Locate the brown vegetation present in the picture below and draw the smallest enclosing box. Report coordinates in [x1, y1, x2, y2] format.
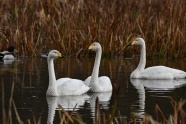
[0, 0, 186, 57]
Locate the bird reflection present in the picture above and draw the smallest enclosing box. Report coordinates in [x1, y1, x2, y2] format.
[130, 78, 186, 121]
[88, 92, 112, 119]
[140, 79, 186, 90]
[130, 79, 145, 120]
[46, 94, 89, 124]
[3, 59, 14, 65]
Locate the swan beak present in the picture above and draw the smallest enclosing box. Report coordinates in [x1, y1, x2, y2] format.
[131, 40, 136, 45]
[57, 52, 62, 57]
[126, 40, 136, 48]
[88, 45, 93, 50]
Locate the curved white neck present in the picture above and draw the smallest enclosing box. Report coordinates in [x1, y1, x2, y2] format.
[136, 43, 146, 72]
[47, 57, 58, 96]
[90, 49, 102, 85]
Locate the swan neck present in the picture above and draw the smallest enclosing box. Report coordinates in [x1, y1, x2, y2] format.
[47, 57, 58, 95]
[137, 43, 146, 72]
[91, 49, 102, 83]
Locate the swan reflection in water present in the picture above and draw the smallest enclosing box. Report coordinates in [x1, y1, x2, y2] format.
[46, 92, 112, 124]
[46, 94, 90, 124]
[130, 78, 186, 121]
[88, 92, 112, 117]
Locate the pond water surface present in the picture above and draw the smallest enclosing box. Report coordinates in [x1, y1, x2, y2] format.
[0, 57, 186, 123]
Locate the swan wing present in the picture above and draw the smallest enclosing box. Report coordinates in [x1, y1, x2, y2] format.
[98, 76, 112, 91]
[84, 76, 91, 86]
[56, 78, 71, 86]
[57, 79, 89, 95]
[141, 66, 186, 79]
[85, 76, 112, 92]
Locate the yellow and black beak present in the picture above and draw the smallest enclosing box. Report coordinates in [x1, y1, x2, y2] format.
[57, 52, 62, 57]
[88, 44, 93, 50]
[131, 40, 136, 45]
[58, 52, 67, 58]
[126, 40, 136, 48]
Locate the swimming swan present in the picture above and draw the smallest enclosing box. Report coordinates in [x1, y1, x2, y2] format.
[47, 50, 89, 96]
[127, 38, 186, 79]
[84, 42, 112, 92]
[0, 46, 16, 60]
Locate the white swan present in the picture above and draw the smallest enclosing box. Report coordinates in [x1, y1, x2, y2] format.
[47, 50, 89, 96]
[128, 38, 186, 79]
[0, 46, 16, 60]
[84, 42, 112, 92]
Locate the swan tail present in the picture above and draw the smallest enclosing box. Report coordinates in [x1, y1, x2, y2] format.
[174, 72, 186, 79]
[84, 76, 91, 86]
[76, 85, 90, 95]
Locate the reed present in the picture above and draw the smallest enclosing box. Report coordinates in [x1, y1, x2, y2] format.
[0, 0, 186, 58]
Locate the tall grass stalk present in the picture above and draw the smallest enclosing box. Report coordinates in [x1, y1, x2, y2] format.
[0, 0, 186, 58]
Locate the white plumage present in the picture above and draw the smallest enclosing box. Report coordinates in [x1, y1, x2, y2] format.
[47, 50, 89, 96]
[84, 42, 112, 92]
[128, 38, 186, 79]
[139, 66, 186, 79]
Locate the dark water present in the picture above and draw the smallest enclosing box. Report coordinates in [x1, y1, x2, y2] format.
[0, 57, 186, 123]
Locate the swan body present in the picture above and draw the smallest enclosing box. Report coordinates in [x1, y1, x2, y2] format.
[136, 66, 186, 79]
[128, 38, 186, 79]
[0, 46, 16, 60]
[85, 76, 112, 92]
[84, 42, 112, 92]
[47, 50, 89, 96]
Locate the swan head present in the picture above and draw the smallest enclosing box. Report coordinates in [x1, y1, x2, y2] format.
[48, 50, 62, 59]
[127, 38, 145, 48]
[88, 42, 102, 52]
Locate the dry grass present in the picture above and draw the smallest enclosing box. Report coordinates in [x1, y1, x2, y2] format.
[0, 0, 186, 58]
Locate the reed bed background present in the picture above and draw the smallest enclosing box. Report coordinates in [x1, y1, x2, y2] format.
[0, 0, 186, 58]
